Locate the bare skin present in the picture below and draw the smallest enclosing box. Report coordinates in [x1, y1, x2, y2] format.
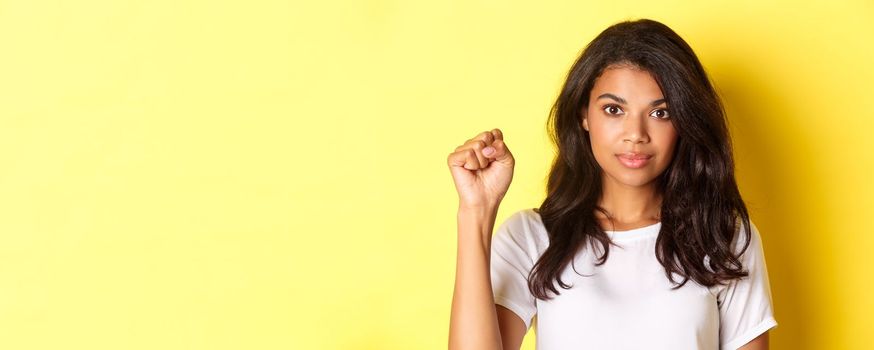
[582, 64, 677, 231]
[447, 64, 769, 349]
[447, 128, 519, 350]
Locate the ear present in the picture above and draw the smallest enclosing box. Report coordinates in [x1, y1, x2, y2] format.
[580, 107, 589, 132]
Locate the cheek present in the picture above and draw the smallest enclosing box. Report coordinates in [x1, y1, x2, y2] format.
[587, 128, 617, 167]
[654, 127, 679, 162]
[588, 118, 621, 141]
[587, 125, 612, 153]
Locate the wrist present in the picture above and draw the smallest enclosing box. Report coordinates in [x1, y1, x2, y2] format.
[457, 203, 500, 241]
[457, 202, 499, 217]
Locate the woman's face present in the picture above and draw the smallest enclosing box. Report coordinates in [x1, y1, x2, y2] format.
[582, 64, 678, 188]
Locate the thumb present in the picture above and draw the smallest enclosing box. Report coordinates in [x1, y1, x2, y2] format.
[485, 139, 513, 165]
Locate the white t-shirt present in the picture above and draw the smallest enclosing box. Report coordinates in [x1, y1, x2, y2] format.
[490, 208, 777, 350]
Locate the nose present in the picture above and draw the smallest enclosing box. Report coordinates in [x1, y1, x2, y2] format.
[623, 114, 649, 144]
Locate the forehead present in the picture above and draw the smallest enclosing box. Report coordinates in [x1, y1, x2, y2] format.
[591, 65, 664, 100]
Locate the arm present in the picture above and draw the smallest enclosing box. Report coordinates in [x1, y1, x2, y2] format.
[737, 331, 769, 350]
[496, 305, 527, 350]
[447, 128, 521, 349]
[448, 205, 504, 350]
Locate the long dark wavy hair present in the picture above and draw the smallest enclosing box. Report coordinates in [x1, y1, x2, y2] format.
[529, 18, 752, 300]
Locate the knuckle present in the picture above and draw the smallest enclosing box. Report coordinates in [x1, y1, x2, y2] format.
[448, 151, 459, 161]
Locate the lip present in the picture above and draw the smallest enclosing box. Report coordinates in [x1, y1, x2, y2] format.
[616, 153, 652, 169]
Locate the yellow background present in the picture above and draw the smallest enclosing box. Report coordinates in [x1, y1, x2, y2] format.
[1, 0, 871, 349]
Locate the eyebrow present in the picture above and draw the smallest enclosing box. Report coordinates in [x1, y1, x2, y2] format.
[597, 93, 666, 107]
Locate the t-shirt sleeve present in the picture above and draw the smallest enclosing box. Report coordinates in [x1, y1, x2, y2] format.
[490, 210, 539, 330]
[717, 220, 778, 350]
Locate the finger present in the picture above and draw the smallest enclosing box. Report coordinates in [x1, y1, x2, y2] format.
[481, 140, 499, 160]
[459, 149, 482, 170]
[455, 132, 488, 151]
[454, 139, 490, 168]
[462, 131, 494, 148]
[487, 139, 513, 164]
[454, 130, 499, 168]
[447, 149, 476, 170]
[448, 148, 484, 171]
[476, 130, 495, 144]
[464, 128, 501, 145]
[468, 140, 489, 168]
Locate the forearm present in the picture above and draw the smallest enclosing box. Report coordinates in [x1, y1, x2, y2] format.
[448, 205, 503, 350]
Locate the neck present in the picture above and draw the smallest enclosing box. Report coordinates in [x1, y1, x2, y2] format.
[597, 175, 662, 224]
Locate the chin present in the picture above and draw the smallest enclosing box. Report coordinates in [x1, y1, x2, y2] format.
[609, 170, 659, 188]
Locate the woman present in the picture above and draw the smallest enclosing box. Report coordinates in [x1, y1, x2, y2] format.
[447, 19, 777, 350]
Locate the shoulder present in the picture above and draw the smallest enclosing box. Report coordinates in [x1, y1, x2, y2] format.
[496, 208, 546, 237]
[493, 208, 550, 255]
[731, 218, 764, 257]
[500, 207, 542, 227]
[709, 218, 773, 297]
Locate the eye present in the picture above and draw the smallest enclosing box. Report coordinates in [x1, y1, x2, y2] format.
[650, 108, 670, 119]
[603, 104, 624, 116]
